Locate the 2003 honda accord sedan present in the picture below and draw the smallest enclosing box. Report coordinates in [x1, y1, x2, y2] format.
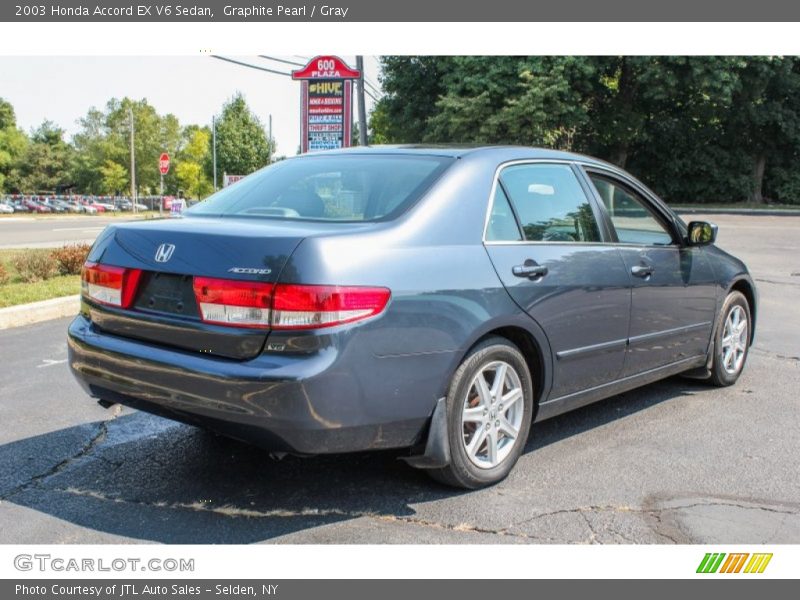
[68, 146, 757, 488]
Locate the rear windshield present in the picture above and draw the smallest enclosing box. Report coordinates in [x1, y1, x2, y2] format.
[187, 154, 454, 222]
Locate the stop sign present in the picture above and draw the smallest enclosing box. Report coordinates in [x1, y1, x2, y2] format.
[159, 153, 170, 175]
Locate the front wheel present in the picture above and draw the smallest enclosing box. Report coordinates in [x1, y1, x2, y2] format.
[708, 291, 751, 386]
[428, 336, 533, 489]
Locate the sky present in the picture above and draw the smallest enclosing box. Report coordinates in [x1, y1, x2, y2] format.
[0, 55, 381, 157]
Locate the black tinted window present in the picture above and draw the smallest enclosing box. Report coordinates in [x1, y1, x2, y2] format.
[188, 155, 453, 222]
[499, 164, 600, 242]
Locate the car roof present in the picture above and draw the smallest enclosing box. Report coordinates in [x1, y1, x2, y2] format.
[297, 144, 614, 168]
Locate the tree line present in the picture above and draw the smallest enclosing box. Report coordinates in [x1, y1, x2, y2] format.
[0, 93, 272, 198]
[370, 56, 800, 204]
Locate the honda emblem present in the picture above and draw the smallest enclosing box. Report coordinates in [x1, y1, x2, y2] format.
[154, 243, 176, 263]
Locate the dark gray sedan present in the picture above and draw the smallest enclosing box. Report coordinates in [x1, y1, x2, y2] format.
[68, 146, 756, 488]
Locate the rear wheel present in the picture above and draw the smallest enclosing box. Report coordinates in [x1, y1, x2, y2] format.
[708, 291, 751, 386]
[428, 336, 533, 489]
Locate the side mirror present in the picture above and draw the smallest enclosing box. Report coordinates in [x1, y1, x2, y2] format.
[687, 221, 718, 246]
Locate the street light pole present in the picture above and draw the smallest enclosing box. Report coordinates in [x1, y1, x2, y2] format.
[129, 107, 136, 214]
[355, 56, 368, 147]
[212, 115, 218, 191]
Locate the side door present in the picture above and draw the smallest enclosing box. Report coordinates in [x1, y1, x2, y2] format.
[483, 161, 631, 400]
[583, 169, 717, 376]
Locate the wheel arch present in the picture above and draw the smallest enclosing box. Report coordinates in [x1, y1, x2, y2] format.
[728, 277, 757, 345]
[447, 316, 553, 419]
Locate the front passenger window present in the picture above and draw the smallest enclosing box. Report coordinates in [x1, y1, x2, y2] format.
[589, 175, 674, 246]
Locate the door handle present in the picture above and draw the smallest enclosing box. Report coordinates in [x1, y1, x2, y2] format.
[631, 264, 654, 278]
[513, 262, 548, 279]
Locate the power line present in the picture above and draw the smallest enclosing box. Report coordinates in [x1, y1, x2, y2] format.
[364, 82, 383, 98]
[211, 55, 292, 77]
[364, 77, 381, 93]
[258, 55, 305, 68]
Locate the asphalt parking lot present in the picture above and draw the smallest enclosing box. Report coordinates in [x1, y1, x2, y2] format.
[0, 213, 798, 544]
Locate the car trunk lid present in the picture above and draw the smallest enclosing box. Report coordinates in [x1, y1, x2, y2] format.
[83, 216, 368, 359]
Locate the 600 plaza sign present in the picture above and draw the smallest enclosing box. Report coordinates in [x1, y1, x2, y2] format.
[292, 56, 360, 153]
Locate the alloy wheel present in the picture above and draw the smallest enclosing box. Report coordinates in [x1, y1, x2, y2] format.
[461, 360, 525, 469]
[721, 305, 748, 375]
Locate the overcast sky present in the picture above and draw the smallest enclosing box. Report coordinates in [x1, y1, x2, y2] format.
[0, 55, 381, 157]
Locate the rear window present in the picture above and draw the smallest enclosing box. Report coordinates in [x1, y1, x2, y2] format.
[187, 155, 454, 222]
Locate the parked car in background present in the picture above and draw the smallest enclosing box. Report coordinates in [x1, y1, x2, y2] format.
[43, 199, 68, 213]
[115, 199, 133, 211]
[23, 199, 51, 213]
[69, 147, 758, 489]
[8, 200, 30, 213]
[0, 201, 14, 214]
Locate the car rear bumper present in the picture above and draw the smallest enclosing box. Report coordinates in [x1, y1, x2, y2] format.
[67, 314, 431, 454]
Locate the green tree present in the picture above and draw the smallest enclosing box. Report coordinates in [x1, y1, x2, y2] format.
[372, 56, 455, 143]
[176, 125, 213, 199]
[0, 98, 28, 193]
[99, 160, 128, 194]
[723, 57, 800, 203]
[9, 121, 72, 193]
[208, 93, 271, 183]
[71, 98, 182, 196]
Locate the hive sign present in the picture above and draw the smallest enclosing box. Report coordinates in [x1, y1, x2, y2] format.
[292, 56, 361, 153]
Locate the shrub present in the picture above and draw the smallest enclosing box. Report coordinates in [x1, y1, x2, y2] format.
[12, 252, 58, 283]
[0, 263, 9, 286]
[51, 243, 92, 276]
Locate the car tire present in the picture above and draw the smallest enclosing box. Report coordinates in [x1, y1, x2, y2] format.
[708, 291, 751, 387]
[428, 336, 534, 489]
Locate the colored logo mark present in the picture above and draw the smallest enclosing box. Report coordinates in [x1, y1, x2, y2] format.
[697, 552, 773, 574]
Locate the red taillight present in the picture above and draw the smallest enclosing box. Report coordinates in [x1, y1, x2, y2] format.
[271, 284, 391, 330]
[193, 277, 274, 328]
[81, 262, 142, 308]
[190, 278, 391, 330]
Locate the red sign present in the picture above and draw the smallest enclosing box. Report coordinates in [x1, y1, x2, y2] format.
[159, 153, 170, 175]
[291, 56, 361, 81]
[292, 56, 360, 154]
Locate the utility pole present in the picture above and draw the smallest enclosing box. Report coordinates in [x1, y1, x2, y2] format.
[129, 107, 136, 214]
[355, 55, 368, 147]
[212, 115, 218, 191]
[268, 113, 273, 163]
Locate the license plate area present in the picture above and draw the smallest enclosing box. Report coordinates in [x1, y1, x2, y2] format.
[133, 272, 200, 318]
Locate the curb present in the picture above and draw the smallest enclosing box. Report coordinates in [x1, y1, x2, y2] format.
[676, 208, 800, 216]
[0, 295, 79, 330]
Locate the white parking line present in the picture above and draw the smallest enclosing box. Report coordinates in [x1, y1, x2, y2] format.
[51, 227, 105, 232]
[37, 359, 68, 368]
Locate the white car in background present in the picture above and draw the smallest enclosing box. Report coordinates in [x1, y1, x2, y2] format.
[0, 202, 15, 214]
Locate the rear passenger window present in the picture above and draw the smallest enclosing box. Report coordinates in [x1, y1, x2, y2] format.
[589, 175, 674, 246]
[498, 164, 601, 242]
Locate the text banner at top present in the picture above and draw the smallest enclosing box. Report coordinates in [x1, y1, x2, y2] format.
[4, 0, 800, 22]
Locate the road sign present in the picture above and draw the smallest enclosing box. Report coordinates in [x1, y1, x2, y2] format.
[159, 153, 170, 175]
[292, 56, 360, 154]
[223, 174, 245, 187]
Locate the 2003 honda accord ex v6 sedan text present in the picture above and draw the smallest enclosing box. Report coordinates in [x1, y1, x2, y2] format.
[68, 146, 757, 488]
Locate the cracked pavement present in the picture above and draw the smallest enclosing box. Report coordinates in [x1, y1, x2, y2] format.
[0, 213, 798, 544]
